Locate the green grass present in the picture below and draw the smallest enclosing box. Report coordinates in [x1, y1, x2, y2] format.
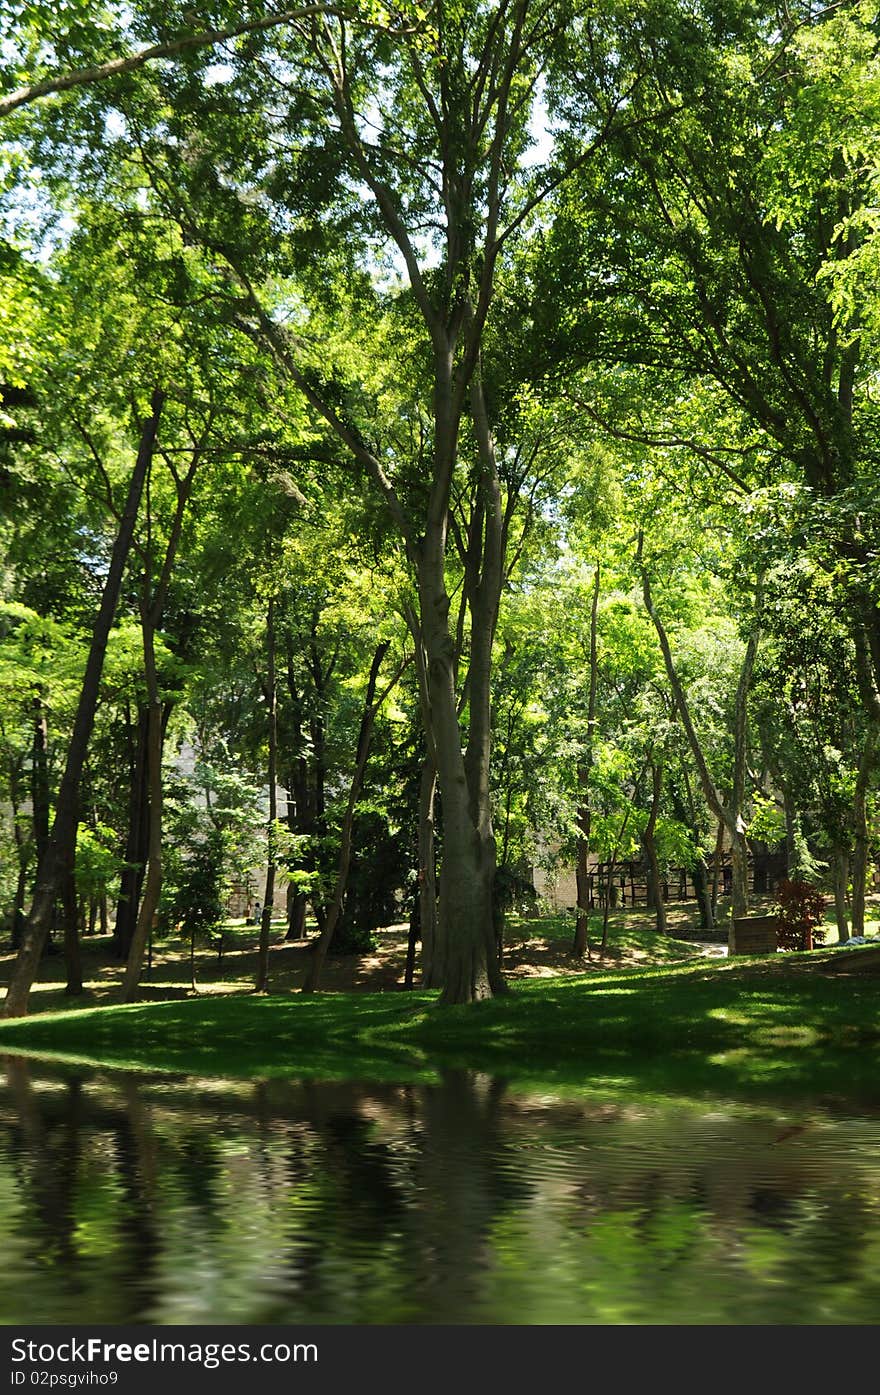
[0, 947, 878, 1103]
[505, 909, 712, 960]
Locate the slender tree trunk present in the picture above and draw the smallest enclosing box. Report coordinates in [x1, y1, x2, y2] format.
[600, 860, 616, 953]
[833, 848, 850, 944]
[404, 897, 419, 990]
[11, 862, 27, 948]
[670, 766, 714, 930]
[783, 786, 797, 876]
[121, 617, 164, 1002]
[3, 389, 164, 1018]
[302, 642, 391, 993]
[729, 617, 756, 920]
[851, 725, 877, 937]
[644, 761, 667, 935]
[693, 857, 714, 931]
[641, 551, 757, 925]
[711, 818, 724, 915]
[406, 614, 443, 988]
[8, 766, 28, 948]
[114, 705, 150, 957]
[730, 826, 749, 922]
[61, 872, 83, 996]
[256, 595, 278, 993]
[285, 884, 307, 941]
[418, 757, 441, 987]
[282, 733, 310, 943]
[574, 839, 592, 957]
[574, 564, 600, 958]
[119, 419, 203, 1001]
[30, 695, 50, 872]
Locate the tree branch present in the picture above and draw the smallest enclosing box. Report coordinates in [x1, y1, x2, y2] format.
[0, 5, 420, 118]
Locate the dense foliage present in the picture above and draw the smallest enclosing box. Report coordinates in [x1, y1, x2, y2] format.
[1, 0, 878, 1011]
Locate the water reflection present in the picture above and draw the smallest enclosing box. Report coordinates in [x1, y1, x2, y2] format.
[2, 1056, 880, 1324]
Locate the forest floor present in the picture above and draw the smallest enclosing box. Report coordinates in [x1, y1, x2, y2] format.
[0, 897, 876, 1018]
[0, 900, 728, 1015]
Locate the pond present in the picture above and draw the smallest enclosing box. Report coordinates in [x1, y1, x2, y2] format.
[1, 1056, 879, 1324]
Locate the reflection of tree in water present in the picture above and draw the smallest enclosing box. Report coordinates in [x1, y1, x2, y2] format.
[1, 1060, 880, 1323]
[404, 1071, 531, 1320]
[277, 1071, 530, 1322]
[1, 1060, 148, 1321]
[112, 1077, 161, 1315]
[4, 1058, 83, 1283]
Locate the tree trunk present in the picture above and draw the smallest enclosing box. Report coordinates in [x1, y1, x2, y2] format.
[404, 897, 419, 990]
[11, 862, 27, 949]
[418, 757, 441, 987]
[30, 695, 50, 871]
[61, 872, 83, 996]
[256, 594, 278, 993]
[711, 819, 724, 915]
[644, 761, 667, 934]
[670, 766, 714, 931]
[693, 857, 714, 931]
[641, 553, 757, 926]
[783, 786, 797, 877]
[436, 829, 495, 1000]
[119, 418, 203, 1001]
[851, 725, 877, 937]
[833, 848, 850, 944]
[574, 838, 591, 957]
[121, 616, 164, 1002]
[421, 594, 498, 1003]
[573, 563, 600, 958]
[8, 765, 28, 949]
[417, 366, 505, 1005]
[114, 704, 150, 957]
[281, 693, 312, 944]
[302, 641, 391, 993]
[3, 389, 165, 1018]
[285, 884, 307, 941]
[730, 825, 749, 921]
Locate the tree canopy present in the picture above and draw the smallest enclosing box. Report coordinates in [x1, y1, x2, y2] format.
[1, 0, 879, 1012]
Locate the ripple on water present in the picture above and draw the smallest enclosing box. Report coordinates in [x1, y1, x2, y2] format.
[0, 1059, 879, 1324]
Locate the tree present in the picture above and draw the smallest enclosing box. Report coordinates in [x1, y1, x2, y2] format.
[542, 0, 880, 711]
[0, 3, 408, 118]
[122, 0, 676, 1000]
[641, 551, 760, 921]
[3, 390, 165, 1017]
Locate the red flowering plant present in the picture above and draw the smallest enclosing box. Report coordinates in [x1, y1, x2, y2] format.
[774, 879, 827, 951]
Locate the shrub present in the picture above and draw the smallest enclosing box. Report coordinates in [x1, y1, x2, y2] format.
[331, 809, 409, 955]
[774, 879, 826, 951]
[161, 828, 225, 941]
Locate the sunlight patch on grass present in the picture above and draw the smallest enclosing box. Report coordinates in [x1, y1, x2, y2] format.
[706, 1008, 754, 1026]
[751, 1026, 821, 1047]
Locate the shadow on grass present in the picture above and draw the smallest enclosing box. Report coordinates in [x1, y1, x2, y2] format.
[0, 955, 877, 1105]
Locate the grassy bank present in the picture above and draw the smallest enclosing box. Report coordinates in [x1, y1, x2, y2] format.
[0, 948, 878, 1102]
[0, 908, 713, 1014]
